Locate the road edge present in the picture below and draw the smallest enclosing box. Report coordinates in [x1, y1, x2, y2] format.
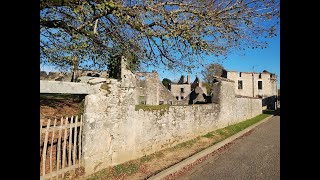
[148, 115, 274, 180]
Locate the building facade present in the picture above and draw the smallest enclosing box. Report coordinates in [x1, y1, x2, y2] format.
[226, 70, 277, 98]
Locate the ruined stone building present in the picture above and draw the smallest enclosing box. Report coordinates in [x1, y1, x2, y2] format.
[134, 71, 211, 106]
[170, 75, 192, 101]
[223, 70, 278, 109]
[170, 75, 208, 101]
[135, 71, 178, 105]
[225, 70, 277, 98]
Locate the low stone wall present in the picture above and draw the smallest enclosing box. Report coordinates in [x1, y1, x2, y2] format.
[235, 97, 262, 122]
[81, 76, 263, 175]
[40, 79, 106, 94]
[111, 103, 220, 165]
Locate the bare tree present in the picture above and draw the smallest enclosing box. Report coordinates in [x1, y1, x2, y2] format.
[40, 0, 280, 72]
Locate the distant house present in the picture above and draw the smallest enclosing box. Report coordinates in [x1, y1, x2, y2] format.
[224, 70, 278, 109]
[170, 75, 208, 104]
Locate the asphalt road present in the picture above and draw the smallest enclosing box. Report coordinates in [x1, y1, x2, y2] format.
[177, 115, 280, 180]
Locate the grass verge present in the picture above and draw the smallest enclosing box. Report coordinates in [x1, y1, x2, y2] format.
[86, 112, 272, 180]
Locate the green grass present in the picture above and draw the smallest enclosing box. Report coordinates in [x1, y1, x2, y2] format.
[202, 132, 215, 138]
[219, 114, 270, 137]
[113, 163, 139, 176]
[135, 104, 169, 111]
[140, 155, 152, 163]
[171, 137, 200, 150]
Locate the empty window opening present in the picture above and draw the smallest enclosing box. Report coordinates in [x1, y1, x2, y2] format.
[239, 72, 242, 77]
[238, 80, 243, 89]
[176, 96, 179, 100]
[181, 88, 184, 93]
[181, 96, 184, 99]
[259, 73, 262, 79]
[139, 96, 145, 105]
[258, 81, 262, 90]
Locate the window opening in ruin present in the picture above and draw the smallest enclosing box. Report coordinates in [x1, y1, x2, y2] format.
[238, 80, 243, 89]
[176, 96, 179, 100]
[259, 73, 262, 79]
[258, 81, 263, 90]
[181, 88, 184, 93]
[181, 96, 184, 99]
[239, 72, 242, 77]
[139, 96, 145, 104]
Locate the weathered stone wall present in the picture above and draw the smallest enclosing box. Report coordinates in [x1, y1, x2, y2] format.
[40, 70, 108, 82]
[135, 72, 159, 105]
[111, 103, 220, 165]
[82, 78, 137, 174]
[81, 72, 262, 175]
[235, 97, 262, 122]
[40, 80, 100, 94]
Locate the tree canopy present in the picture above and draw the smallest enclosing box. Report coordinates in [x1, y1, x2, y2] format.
[40, 0, 279, 72]
[201, 63, 226, 83]
[162, 78, 172, 89]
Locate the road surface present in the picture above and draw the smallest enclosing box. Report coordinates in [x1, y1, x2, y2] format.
[177, 115, 280, 180]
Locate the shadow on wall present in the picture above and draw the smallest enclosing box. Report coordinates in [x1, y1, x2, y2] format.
[262, 95, 278, 110]
[188, 91, 212, 104]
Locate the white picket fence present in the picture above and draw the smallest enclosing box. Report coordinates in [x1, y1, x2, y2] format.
[40, 115, 83, 179]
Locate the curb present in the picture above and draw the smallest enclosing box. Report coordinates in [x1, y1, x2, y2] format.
[148, 115, 274, 180]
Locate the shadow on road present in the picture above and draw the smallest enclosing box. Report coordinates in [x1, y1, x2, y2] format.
[263, 109, 280, 116]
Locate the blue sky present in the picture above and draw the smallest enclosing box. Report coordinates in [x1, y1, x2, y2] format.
[155, 33, 280, 88]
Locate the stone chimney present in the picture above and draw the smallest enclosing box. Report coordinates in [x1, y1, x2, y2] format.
[187, 75, 191, 84]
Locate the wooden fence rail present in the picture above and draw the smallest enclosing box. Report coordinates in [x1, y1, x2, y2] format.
[40, 115, 83, 180]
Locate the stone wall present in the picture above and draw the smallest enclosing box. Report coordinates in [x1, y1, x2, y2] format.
[40, 70, 108, 82]
[111, 103, 220, 165]
[40, 80, 100, 94]
[235, 96, 262, 122]
[135, 72, 159, 105]
[81, 70, 262, 175]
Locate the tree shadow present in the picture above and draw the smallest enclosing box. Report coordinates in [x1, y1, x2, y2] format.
[263, 109, 280, 116]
